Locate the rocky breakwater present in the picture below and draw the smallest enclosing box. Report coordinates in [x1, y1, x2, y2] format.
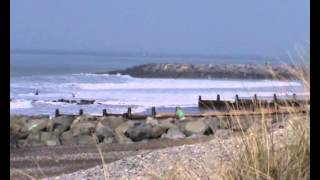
[105, 63, 306, 79]
[10, 113, 287, 148]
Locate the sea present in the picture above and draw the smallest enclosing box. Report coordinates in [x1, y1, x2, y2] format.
[10, 52, 308, 116]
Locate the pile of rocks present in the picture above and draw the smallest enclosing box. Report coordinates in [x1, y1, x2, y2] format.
[10, 114, 256, 148]
[106, 63, 304, 79]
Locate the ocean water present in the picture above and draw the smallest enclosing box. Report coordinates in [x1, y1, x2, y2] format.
[10, 53, 307, 116]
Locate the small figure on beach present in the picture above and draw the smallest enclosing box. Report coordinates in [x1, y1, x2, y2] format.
[175, 107, 185, 120]
[35, 89, 39, 95]
[71, 93, 76, 98]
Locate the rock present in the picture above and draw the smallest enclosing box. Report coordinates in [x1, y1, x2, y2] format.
[187, 134, 207, 139]
[95, 122, 115, 143]
[75, 115, 98, 122]
[10, 116, 30, 139]
[161, 128, 185, 139]
[125, 123, 166, 141]
[26, 118, 49, 133]
[184, 120, 211, 136]
[158, 119, 177, 129]
[10, 134, 18, 148]
[150, 126, 167, 138]
[44, 139, 60, 146]
[77, 135, 98, 145]
[107, 64, 299, 79]
[40, 132, 60, 146]
[61, 131, 77, 145]
[217, 117, 231, 129]
[70, 121, 96, 136]
[25, 132, 42, 147]
[77, 100, 95, 105]
[103, 137, 115, 144]
[215, 129, 231, 139]
[51, 115, 75, 133]
[145, 117, 159, 126]
[125, 124, 152, 141]
[230, 117, 253, 131]
[203, 118, 220, 133]
[114, 122, 133, 144]
[99, 116, 125, 129]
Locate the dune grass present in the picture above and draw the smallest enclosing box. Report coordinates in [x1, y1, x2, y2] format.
[148, 60, 310, 180]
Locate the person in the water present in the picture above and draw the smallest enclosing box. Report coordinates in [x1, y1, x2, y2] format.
[35, 89, 39, 95]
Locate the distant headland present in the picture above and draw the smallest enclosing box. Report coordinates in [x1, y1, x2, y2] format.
[99, 63, 307, 79]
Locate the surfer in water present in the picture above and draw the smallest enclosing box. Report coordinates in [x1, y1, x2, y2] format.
[35, 89, 39, 95]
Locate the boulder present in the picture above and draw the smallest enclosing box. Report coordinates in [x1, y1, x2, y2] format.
[95, 122, 115, 143]
[77, 99, 95, 105]
[51, 115, 75, 133]
[103, 137, 115, 144]
[26, 118, 49, 133]
[114, 122, 133, 144]
[74, 115, 98, 122]
[60, 131, 77, 145]
[184, 120, 211, 136]
[40, 132, 60, 146]
[187, 134, 207, 139]
[217, 117, 231, 129]
[70, 121, 96, 136]
[10, 116, 30, 139]
[214, 129, 231, 139]
[125, 123, 166, 141]
[77, 135, 98, 145]
[10, 134, 18, 148]
[203, 118, 220, 133]
[230, 117, 253, 131]
[25, 132, 42, 147]
[158, 119, 177, 129]
[161, 128, 185, 139]
[99, 116, 126, 129]
[145, 117, 159, 126]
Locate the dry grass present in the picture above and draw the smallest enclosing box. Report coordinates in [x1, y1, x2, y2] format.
[148, 59, 310, 180]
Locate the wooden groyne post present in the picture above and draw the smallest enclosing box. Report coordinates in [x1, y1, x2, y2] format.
[102, 109, 107, 116]
[127, 107, 132, 118]
[235, 94, 240, 109]
[293, 93, 297, 101]
[79, 109, 83, 116]
[217, 94, 220, 101]
[151, 107, 156, 117]
[55, 109, 60, 117]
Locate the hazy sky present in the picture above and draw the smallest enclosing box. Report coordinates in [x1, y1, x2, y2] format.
[10, 0, 309, 57]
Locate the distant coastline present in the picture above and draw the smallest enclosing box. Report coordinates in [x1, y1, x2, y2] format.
[101, 63, 307, 80]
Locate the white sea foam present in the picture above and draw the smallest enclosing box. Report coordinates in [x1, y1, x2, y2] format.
[10, 100, 33, 109]
[76, 79, 302, 90]
[10, 74, 308, 115]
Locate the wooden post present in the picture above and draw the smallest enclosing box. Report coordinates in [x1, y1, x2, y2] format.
[127, 107, 132, 118]
[273, 93, 278, 102]
[217, 94, 220, 101]
[235, 94, 240, 110]
[293, 93, 297, 101]
[102, 109, 107, 116]
[151, 107, 156, 117]
[79, 109, 83, 116]
[253, 94, 257, 102]
[55, 109, 60, 117]
[235, 94, 239, 102]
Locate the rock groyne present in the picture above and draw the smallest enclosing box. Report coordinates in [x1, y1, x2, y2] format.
[105, 63, 306, 79]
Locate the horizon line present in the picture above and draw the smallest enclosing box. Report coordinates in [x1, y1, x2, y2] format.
[10, 48, 281, 60]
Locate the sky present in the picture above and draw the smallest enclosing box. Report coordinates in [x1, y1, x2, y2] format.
[10, 0, 309, 57]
